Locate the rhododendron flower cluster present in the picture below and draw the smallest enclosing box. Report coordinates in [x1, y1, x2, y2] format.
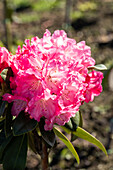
[1, 30, 103, 130]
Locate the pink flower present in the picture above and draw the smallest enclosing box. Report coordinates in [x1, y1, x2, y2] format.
[3, 93, 27, 116]
[0, 47, 10, 83]
[2, 30, 103, 130]
[84, 70, 103, 103]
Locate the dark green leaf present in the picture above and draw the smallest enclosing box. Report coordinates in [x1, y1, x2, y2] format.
[71, 134, 77, 142]
[31, 129, 42, 155]
[71, 111, 83, 142]
[64, 119, 73, 131]
[4, 104, 13, 137]
[79, 111, 83, 127]
[63, 111, 83, 142]
[0, 129, 6, 146]
[3, 134, 28, 170]
[0, 120, 4, 130]
[13, 111, 37, 136]
[71, 133, 77, 142]
[6, 67, 14, 89]
[0, 130, 12, 162]
[53, 127, 80, 164]
[102, 67, 112, 90]
[64, 111, 83, 132]
[39, 118, 55, 147]
[71, 111, 83, 129]
[28, 131, 37, 154]
[0, 68, 8, 81]
[0, 101, 7, 116]
[88, 64, 107, 71]
[73, 127, 107, 155]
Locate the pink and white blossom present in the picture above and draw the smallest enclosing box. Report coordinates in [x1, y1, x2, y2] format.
[2, 30, 103, 130]
[0, 47, 11, 83]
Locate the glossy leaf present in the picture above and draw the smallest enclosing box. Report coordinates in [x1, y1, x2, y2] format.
[53, 127, 80, 164]
[0, 120, 4, 130]
[28, 131, 37, 154]
[13, 111, 37, 136]
[71, 111, 83, 141]
[4, 104, 13, 137]
[64, 111, 83, 131]
[71, 133, 77, 142]
[39, 118, 56, 147]
[102, 66, 113, 90]
[0, 130, 12, 162]
[64, 119, 73, 131]
[31, 129, 42, 155]
[6, 67, 14, 88]
[88, 64, 107, 71]
[3, 134, 27, 170]
[71, 111, 83, 129]
[63, 111, 83, 142]
[0, 130, 6, 146]
[61, 126, 71, 134]
[0, 101, 7, 116]
[73, 127, 107, 155]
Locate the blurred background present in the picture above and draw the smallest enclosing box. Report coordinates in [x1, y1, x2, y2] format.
[0, 0, 113, 169]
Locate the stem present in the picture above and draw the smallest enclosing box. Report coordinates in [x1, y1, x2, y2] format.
[41, 139, 49, 170]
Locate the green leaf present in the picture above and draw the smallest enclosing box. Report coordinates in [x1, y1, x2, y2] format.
[61, 126, 71, 134]
[53, 127, 80, 164]
[3, 134, 28, 170]
[71, 133, 77, 142]
[6, 67, 14, 89]
[88, 64, 107, 71]
[64, 111, 82, 131]
[71, 111, 83, 141]
[39, 118, 56, 147]
[73, 127, 107, 155]
[13, 111, 37, 136]
[0, 68, 8, 81]
[30, 129, 42, 155]
[102, 66, 113, 90]
[0, 101, 7, 116]
[4, 104, 13, 137]
[64, 119, 73, 131]
[0, 120, 4, 129]
[28, 131, 37, 154]
[63, 111, 83, 142]
[71, 111, 83, 129]
[0, 130, 12, 162]
[64, 111, 83, 131]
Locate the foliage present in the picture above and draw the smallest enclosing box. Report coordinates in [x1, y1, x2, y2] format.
[0, 108, 107, 169]
[71, 1, 98, 21]
[77, 1, 97, 12]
